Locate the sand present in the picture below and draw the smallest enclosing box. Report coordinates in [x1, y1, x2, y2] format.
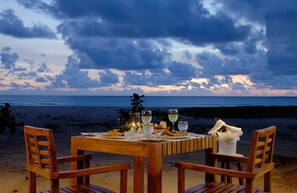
[0, 106, 296, 193]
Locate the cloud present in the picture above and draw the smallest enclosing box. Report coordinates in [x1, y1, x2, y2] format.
[48, 55, 119, 89]
[35, 77, 47, 82]
[266, 8, 297, 75]
[0, 47, 19, 69]
[65, 38, 170, 71]
[36, 62, 50, 72]
[99, 69, 119, 86]
[48, 56, 98, 88]
[13, 0, 297, 94]
[49, 0, 249, 45]
[10, 81, 36, 89]
[124, 61, 197, 86]
[0, 9, 56, 39]
[221, 0, 297, 77]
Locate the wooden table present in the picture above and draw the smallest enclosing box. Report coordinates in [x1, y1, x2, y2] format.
[71, 134, 217, 193]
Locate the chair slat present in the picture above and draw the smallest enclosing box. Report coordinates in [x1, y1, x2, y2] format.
[40, 150, 49, 155]
[38, 140, 48, 146]
[29, 146, 37, 153]
[41, 158, 49, 165]
[28, 137, 35, 144]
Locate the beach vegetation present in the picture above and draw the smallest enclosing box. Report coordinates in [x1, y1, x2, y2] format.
[130, 93, 145, 112]
[44, 123, 59, 131]
[118, 108, 130, 124]
[0, 103, 17, 135]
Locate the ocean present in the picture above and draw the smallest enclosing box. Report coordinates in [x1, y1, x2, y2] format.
[1, 95, 297, 107]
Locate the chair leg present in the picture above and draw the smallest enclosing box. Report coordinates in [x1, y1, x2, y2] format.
[245, 179, 254, 193]
[50, 179, 60, 193]
[264, 171, 272, 192]
[177, 167, 185, 193]
[84, 158, 90, 184]
[120, 170, 128, 193]
[237, 162, 245, 185]
[28, 171, 36, 193]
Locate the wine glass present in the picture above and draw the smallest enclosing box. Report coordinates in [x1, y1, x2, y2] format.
[178, 121, 188, 133]
[168, 109, 178, 131]
[141, 110, 152, 124]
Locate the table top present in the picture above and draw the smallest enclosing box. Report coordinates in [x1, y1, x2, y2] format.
[72, 132, 216, 157]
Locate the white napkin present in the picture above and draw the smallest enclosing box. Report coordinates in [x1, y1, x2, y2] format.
[208, 119, 243, 140]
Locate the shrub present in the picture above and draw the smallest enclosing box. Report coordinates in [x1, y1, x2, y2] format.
[0, 103, 17, 134]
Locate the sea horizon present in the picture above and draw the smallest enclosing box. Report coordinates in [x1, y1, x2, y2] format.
[1, 95, 297, 108]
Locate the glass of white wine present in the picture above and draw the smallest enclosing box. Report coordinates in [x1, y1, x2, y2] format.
[168, 109, 178, 132]
[141, 110, 152, 124]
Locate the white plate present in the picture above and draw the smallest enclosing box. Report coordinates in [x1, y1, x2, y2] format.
[160, 132, 197, 139]
[81, 132, 103, 136]
[101, 134, 126, 139]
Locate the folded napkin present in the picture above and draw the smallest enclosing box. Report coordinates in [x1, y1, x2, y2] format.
[208, 119, 243, 140]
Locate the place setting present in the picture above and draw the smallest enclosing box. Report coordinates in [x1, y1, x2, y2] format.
[80, 108, 202, 142]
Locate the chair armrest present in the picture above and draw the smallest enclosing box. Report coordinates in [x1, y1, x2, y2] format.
[57, 155, 92, 163]
[51, 163, 130, 179]
[254, 163, 275, 179]
[209, 153, 249, 163]
[175, 162, 260, 180]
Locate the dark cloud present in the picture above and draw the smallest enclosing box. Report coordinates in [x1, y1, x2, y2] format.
[67, 38, 170, 71]
[124, 61, 197, 86]
[216, 43, 241, 56]
[99, 70, 119, 86]
[35, 77, 47, 82]
[17, 71, 38, 79]
[0, 9, 56, 39]
[48, 56, 119, 89]
[221, 0, 297, 77]
[48, 56, 99, 88]
[53, 0, 250, 45]
[0, 47, 19, 69]
[220, 0, 269, 23]
[266, 8, 297, 75]
[13, 0, 297, 94]
[10, 81, 36, 89]
[37, 63, 50, 72]
[196, 51, 266, 78]
[18, 0, 250, 45]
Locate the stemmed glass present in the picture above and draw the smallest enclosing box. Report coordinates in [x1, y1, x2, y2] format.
[168, 109, 178, 132]
[141, 110, 152, 124]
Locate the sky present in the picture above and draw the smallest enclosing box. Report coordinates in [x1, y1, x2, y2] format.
[0, 0, 297, 96]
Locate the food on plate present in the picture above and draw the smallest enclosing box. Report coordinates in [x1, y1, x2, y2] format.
[154, 121, 168, 134]
[161, 128, 187, 136]
[154, 121, 167, 129]
[106, 130, 124, 137]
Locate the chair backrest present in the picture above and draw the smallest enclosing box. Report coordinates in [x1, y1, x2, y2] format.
[24, 125, 58, 173]
[247, 126, 276, 172]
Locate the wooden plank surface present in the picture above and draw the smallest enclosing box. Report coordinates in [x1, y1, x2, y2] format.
[71, 134, 216, 193]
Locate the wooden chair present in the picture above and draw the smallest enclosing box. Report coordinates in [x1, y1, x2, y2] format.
[24, 125, 130, 193]
[175, 126, 276, 193]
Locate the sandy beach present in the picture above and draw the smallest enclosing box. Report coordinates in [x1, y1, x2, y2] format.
[0, 106, 297, 193]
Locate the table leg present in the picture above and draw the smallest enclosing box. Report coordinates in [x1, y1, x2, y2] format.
[205, 136, 217, 183]
[70, 143, 84, 185]
[147, 143, 162, 193]
[133, 156, 144, 193]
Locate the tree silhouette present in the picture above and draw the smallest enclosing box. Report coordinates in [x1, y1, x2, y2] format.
[130, 93, 145, 112]
[0, 103, 17, 134]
